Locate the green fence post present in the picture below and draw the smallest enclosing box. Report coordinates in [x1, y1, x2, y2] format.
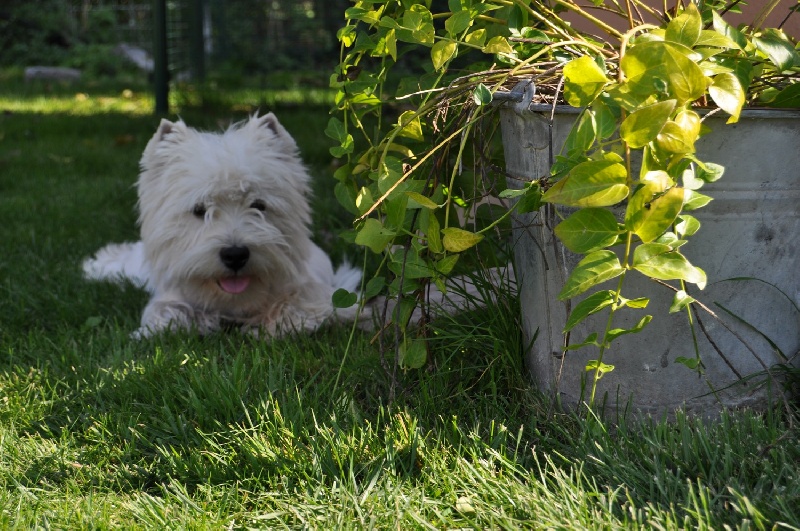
[188, 0, 205, 82]
[153, 0, 169, 114]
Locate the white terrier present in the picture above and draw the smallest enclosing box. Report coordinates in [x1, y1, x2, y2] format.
[84, 113, 363, 338]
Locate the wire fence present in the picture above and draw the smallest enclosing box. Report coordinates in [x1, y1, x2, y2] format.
[59, 0, 347, 81]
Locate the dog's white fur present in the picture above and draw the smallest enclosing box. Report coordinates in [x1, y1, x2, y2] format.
[84, 113, 367, 337]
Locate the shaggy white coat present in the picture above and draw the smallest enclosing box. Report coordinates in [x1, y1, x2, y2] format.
[84, 113, 362, 337]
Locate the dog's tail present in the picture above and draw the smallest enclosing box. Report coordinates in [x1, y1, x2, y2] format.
[82, 241, 151, 291]
[331, 261, 362, 294]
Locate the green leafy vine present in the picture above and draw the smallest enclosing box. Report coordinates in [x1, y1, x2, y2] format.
[330, 0, 799, 381]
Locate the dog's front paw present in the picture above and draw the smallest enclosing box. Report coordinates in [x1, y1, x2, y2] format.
[138, 298, 219, 337]
[131, 326, 155, 340]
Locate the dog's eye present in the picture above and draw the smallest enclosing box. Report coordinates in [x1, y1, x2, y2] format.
[250, 199, 267, 212]
[192, 203, 207, 218]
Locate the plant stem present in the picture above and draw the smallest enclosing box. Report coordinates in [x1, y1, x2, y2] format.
[550, 0, 625, 39]
[444, 109, 478, 230]
[753, 0, 783, 31]
[589, 231, 634, 408]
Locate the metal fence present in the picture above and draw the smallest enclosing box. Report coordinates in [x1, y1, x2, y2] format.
[60, 0, 347, 80]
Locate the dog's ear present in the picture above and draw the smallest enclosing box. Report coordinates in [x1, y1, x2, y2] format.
[141, 119, 188, 172]
[250, 113, 298, 152]
[153, 119, 187, 143]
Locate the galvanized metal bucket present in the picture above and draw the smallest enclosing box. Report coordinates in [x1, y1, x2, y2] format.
[501, 103, 800, 418]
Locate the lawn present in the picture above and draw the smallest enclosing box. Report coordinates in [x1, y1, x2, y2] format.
[0, 74, 798, 529]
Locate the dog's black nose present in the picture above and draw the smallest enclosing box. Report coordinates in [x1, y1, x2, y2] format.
[219, 245, 250, 271]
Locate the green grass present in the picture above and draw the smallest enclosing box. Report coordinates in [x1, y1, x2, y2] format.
[1, 75, 798, 529]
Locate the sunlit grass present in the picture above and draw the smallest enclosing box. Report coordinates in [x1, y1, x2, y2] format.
[0, 89, 154, 115]
[0, 73, 335, 116]
[0, 88, 335, 115]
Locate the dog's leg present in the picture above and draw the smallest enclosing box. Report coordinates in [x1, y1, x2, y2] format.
[135, 292, 218, 338]
[82, 241, 151, 290]
[243, 282, 336, 339]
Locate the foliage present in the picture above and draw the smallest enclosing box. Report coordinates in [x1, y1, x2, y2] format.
[0, 0, 76, 66]
[0, 2, 138, 79]
[330, 0, 799, 386]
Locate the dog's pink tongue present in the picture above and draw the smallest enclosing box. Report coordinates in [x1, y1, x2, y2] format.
[219, 276, 251, 294]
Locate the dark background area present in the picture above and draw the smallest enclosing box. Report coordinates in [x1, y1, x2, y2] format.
[0, 0, 350, 90]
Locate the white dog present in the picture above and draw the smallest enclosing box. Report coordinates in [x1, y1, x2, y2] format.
[84, 113, 367, 338]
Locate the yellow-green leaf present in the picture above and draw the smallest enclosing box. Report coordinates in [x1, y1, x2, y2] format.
[442, 227, 483, 252]
[405, 191, 438, 209]
[385, 28, 397, 61]
[396, 110, 424, 141]
[558, 250, 624, 300]
[674, 109, 701, 138]
[622, 41, 708, 105]
[709, 72, 745, 123]
[431, 40, 457, 71]
[483, 35, 513, 55]
[465, 28, 486, 47]
[425, 212, 443, 253]
[435, 254, 459, 274]
[564, 290, 616, 332]
[619, 99, 676, 148]
[665, 3, 701, 48]
[625, 185, 684, 242]
[355, 218, 396, 253]
[753, 29, 799, 72]
[656, 121, 696, 154]
[542, 160, 629, 207]
[563, 55, 609, 107]
[554, 208, 621, 254]
[633, 245, 707, 288]
[669, 290, 696, 313]
[399, 338, 427, 369]
[445, 10, 472, 36]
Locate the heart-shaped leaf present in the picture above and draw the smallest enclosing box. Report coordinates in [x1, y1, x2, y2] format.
[669, 290, 696, 313]
[399, 338, 427, 369]
[753, 29, 800, 72]
[444, 10, 472, 36]
[431, 40, 457, 71]
[656, 121, 696, 154]
[709, 72, 745, 123]
[665, 3, 701, 47]
[585, 359, 615, 379]
[332, 288, 358, 309]
[563, 55, 609, 107]
[442, 227, 483, 252]
[564, 290, 616, 332]
[712, 11, 746, 50]
[473, 83, 492, 105]
[622, 41, 708, 104]
[605, 315, 653, 343]
[620, 99, 676, 148]
[558, 250, 624, 300]
[543, 160, 629, 207]
[633, 245, 707, 288]
[483, 35, 513, 55]
[675, 214, 701, 237]
[555, 208, 621, 254]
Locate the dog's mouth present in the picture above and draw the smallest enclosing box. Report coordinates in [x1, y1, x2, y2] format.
[217, 276, 251, 294]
